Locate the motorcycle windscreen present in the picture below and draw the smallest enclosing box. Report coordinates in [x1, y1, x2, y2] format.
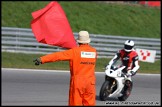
[31, 1, 77, 49]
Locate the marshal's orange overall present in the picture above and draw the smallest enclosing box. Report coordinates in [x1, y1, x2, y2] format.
[40, 44, 97, 106]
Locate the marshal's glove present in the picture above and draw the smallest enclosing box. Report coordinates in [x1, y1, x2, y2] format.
[33, 58, 42, 65]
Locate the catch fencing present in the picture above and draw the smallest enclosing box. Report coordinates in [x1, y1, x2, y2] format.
[1, 27, 161, 59]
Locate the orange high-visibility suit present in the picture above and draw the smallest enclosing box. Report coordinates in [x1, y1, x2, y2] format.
[40, 44, 97, 106]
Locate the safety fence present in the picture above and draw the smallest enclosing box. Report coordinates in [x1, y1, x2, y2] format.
[1, 27, 161, 59]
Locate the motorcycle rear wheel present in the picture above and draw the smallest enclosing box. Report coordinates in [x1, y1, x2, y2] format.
[118, 80, 133, 101]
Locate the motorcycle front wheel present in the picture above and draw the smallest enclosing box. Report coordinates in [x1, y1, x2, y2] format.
[99, 81, 111, 101]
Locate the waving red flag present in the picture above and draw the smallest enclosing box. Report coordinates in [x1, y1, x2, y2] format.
[31, 1, 77, 49]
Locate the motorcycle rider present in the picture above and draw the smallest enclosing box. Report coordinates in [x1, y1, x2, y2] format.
[105, 40, 140, 96]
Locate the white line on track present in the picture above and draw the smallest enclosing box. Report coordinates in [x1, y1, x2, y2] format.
[2, 68, 160, 76]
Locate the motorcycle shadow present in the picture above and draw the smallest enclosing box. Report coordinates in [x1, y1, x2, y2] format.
[96, 95, 119, 101]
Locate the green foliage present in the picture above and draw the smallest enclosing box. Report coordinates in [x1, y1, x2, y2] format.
[2, 1, 160, 38]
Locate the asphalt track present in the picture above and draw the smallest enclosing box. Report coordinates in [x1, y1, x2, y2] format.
[2, 68, 161, 106]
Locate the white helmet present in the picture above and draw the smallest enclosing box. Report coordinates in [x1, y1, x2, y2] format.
[124, 40, 134, 52]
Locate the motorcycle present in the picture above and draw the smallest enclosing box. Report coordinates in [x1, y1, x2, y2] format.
[99, 65, 133, 101]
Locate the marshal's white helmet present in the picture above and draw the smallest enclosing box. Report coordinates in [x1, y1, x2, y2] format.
[124, 40, 134, 52]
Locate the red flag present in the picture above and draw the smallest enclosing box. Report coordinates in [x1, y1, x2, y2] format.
[31, 1, 77, 49]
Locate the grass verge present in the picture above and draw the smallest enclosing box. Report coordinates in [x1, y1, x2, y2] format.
[2, 52, 160, 74]
[2, 1, 160, 38]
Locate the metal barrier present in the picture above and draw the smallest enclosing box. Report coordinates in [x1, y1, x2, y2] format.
[1, 27, 161, 59]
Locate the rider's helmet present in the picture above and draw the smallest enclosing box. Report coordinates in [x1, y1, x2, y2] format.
[124, 40, 134, 52]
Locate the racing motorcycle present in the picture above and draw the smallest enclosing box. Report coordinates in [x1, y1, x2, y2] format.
[99, 65, 133, 101]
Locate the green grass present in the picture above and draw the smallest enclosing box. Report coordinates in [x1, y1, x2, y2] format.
[2, 1, 160, 38]
[1, 2, 160, 73]
[2, 52, 160, 74]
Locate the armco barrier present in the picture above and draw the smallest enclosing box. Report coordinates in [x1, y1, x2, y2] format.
[1, 27, 161, 59]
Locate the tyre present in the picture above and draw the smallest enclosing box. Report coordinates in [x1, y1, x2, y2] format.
[99, 81, 111, 101]
[118, 80, 133, 101]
